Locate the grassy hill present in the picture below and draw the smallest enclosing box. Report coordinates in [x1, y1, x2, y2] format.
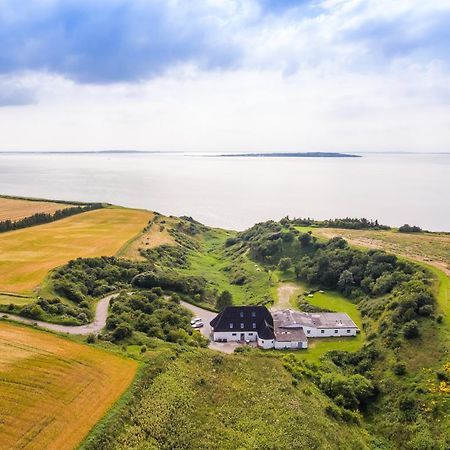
[82, 348, 369, 450]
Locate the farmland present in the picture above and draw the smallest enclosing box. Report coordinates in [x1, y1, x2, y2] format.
[0, 321, 138, 450]
[0, 207, 152, 294]
[0, 196, 76, 222]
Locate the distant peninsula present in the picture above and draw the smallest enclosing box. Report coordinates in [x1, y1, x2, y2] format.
[219, 152, 361, 158]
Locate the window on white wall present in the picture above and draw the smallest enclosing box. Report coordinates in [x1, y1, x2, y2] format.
[334, 330, 338, 334]
[321, 330, 325, 334]
[347, 329, 351, 333]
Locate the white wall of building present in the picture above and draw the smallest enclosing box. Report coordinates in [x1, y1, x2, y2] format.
[274, 340, 308, 350]
[257, 336, 274, 349]
[213, 331, 258, 342]
[303, 327, 358, 338]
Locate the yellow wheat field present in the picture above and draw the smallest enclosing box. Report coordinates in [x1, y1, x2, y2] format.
[0, 206, 152, 293]
[0, 321, 138, 450]
[0, 197, 75, 222]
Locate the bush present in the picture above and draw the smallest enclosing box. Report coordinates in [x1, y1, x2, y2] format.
[278, 257, 292, 272]
[86, 334, 96, 344]
[403, 321, 420, 339]
[392, 363, 407, 376]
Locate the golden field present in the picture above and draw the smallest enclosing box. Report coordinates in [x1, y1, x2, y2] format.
[0, 321, 138, 450]
[0, 197, 75, 222]
[0, 207, 152, 294]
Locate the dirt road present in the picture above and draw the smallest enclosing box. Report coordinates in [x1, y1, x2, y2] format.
[1, 293, 116, 335]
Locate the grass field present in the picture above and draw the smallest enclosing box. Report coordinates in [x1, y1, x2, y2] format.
[95, 349, 368, 450]
[308, 227, 450, 275]
[180, 228, 275, 306]
[0, 207, 152, 294]
[0, 197, 75, 222]
[0, 321, 138, 450]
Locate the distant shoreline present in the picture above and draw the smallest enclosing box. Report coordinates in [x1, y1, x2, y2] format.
[218, 152, 361, 158]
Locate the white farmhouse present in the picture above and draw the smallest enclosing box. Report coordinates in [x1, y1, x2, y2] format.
[210, 306, 359, 350]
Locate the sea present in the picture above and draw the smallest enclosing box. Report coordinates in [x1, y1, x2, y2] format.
[0, 152, 448, 232]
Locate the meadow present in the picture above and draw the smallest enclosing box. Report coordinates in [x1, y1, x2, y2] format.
[179, 227, 276, 305]
[310, 227, 450, 275]
[0, 321, 138, 450]
[0, 196, 75, 222]
[83, 348, 369, 450]
[0, 207, 151, 294]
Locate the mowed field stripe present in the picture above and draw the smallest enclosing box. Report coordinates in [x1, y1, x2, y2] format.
[0, 322, 138, 450]
[0, 206, 152, 294]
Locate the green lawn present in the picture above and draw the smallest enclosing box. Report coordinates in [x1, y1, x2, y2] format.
[0, 293, 33, 306]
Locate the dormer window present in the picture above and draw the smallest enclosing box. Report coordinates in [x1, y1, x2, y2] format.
[252, 323, 256, 329]
[251, 311, 256, 318]
[240, 311, 244, 318]
[240, 323, 244, 329]
[229, 323, 233, 329]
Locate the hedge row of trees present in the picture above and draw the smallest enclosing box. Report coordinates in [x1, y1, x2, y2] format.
[0, 202, 103, 233]
[286, 217, 390, 230]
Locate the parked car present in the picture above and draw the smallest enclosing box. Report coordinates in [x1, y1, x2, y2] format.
[192, 321, 204, 329]
[190, 317, 202, 325]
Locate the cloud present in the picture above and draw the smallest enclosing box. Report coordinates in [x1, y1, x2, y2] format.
[0, 0, 242, 83]
[0, 77, 37, 106]
[0, 0, 449, 84]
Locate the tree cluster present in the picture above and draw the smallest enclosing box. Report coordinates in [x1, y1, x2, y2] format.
[105, 290, 206, 347]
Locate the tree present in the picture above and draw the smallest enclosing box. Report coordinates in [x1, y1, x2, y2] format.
[299, 233, 312, 247]
[338, 270, 354, 289]
[278, 257, 292, 272]
[216, 290, 233, 311]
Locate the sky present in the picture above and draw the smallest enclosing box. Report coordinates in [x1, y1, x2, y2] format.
[0, 0, 449, 152]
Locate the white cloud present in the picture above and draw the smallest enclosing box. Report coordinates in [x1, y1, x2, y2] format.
[0, 0, 449, 151]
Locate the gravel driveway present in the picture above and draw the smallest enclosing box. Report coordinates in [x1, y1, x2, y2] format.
[180, 301, 239, 354]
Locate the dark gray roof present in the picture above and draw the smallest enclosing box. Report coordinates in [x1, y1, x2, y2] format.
[210, 306, 274, 339]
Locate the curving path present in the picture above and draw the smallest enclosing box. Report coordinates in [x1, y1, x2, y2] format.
[0, 293, 117, 335]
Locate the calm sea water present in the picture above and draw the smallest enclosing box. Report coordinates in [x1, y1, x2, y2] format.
[0, 152, 448, 231]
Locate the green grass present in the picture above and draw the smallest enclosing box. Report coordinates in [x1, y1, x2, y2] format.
[89, 348, 369, 450]
[425, 264, 450, 324]
[0, 293, 33, 306]
[180, 228, 275, 306]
